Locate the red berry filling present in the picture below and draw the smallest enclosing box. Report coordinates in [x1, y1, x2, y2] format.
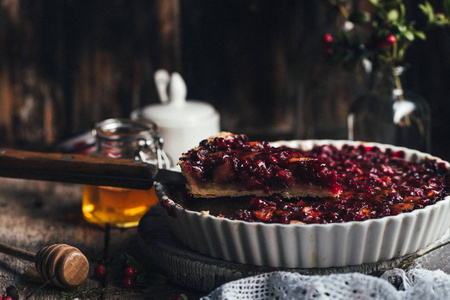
[227, 144, 450, 224]
[180, 134, 342, 195]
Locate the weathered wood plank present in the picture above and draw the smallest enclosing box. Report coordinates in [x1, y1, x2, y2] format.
[0, 0, 448, 160]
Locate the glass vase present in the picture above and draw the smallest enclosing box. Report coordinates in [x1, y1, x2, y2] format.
[347, 66, 431, 152]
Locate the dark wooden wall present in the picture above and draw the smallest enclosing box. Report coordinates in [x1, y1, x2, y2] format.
[0, 0, 449, 160]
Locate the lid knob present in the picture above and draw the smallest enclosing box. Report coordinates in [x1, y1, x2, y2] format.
[168, 72, 187, 107]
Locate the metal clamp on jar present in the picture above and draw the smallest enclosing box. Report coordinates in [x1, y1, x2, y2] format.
[82, 118, 170, 228]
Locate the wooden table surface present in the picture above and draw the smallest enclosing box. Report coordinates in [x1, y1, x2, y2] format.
[4, 177, 450, 300]
[0, 178, 206, 299]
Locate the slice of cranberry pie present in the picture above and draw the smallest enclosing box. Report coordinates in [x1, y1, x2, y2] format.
[179, 132, 342, 198]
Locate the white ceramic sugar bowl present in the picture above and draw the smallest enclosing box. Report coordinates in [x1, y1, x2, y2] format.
[131, 72, 220, 163]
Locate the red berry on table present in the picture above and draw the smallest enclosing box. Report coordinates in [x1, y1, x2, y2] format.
[386, 34, 396, 45]
[123, 266, 138, 277]
[122, 277, 133, 288]
[322, 33, 333, 45]
[94, 264, 107, 279]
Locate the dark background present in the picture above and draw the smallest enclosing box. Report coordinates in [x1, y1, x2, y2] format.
[0, 0, 449, 160]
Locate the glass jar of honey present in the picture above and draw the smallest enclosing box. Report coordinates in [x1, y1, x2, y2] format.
[82, 118, 170, 228]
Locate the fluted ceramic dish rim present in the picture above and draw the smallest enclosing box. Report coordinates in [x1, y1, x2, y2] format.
[156, 140, 450, 268]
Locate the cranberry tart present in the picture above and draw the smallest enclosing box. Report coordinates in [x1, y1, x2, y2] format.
[158, 140, 450, 268]
[179, 132, 342, 198]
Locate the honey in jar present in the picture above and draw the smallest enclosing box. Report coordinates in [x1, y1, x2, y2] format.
[81, 118, 170, 228]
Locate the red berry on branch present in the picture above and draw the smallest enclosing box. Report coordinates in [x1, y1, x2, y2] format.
[322, 33, 334, 45]
[94, 264, 107, 279]
[386, 34, 396, 46]
[122, 277, 133, 288]
[123, 266, 138, 277]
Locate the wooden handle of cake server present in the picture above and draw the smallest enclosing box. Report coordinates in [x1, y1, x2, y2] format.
[0, 148, 157, 190]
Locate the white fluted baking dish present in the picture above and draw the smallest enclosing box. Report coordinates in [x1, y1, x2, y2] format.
[156, 140, 450, 268]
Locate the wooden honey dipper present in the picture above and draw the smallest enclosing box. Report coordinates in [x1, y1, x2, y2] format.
[0, 242, 89, 289]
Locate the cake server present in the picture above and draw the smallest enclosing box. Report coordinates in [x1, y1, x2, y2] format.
[0, 148, 185, 190]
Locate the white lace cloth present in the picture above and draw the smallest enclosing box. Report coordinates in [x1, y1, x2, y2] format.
[201, 268, 450, 300]
[202, 229, 450, 299]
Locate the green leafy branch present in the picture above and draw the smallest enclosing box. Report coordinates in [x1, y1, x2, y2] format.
[323, 0, 450, 71]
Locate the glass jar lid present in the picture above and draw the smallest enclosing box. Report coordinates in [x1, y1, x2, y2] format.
[93, 118, 158, 142]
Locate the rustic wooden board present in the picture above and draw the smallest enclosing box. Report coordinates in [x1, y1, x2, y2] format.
[0, 178, 204, 299]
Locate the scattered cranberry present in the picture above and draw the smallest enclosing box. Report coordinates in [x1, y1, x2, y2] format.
[322, 33, 334, 45]
[94, 264, 107, 279]
[122, 276, 133, 288]
[123, 266, 138, 277]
